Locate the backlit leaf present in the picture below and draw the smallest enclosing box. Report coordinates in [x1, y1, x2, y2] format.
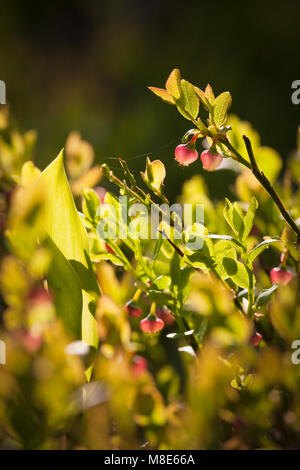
[222, 257, 252, 289]
[248, 238, 280, 264]
[242, 197, 258, 242]
[177, 80, 199, 120]
[165, 69, 181, 100]
[256, 284, 278, 307]
[148, 87, 175, 105]
[214, 92, 232, 127]
[205, 84, 215, 105]
[38, 150, 100, 375]
[223, 198, 245, 241]
[45, 236, 82, 338]
[82, 188, 100, 225]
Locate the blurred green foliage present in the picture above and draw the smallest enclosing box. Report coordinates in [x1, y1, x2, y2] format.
[0, 0, 300, 200]
[0, 79, 300, 447]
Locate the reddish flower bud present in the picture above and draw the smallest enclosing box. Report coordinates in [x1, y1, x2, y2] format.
[125, 300, 142, 318]
[23, 333, 43, 353]
[27, 287, 53, 308]
[94, 186, 106, 203]
[132, 355, 147, 376]
[140, 314, 164, 333]
[16, 329, 43, 353]
[175, 143, 198, 166]
[270, 267, 293, 285]
[200, 150, 223, 171]
[250, 332, 262, 347]
[157, 308, 175, 327]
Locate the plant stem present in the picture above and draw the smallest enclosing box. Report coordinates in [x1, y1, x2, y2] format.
[220, 135, 300, 242]
[102, 163, 173, 224]
[242, 135, 300, 242]
[219, 137, 251, 169]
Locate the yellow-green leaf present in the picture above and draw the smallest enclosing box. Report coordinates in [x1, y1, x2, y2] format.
[205, 84, 215, 105]
[222, 257, 252, 290]
[177, 80, 199, 120]
[248, 238, 280, 264]
[165, 68, 181, 100]
[242, 197, 258, 242]
[223, 198, 245, 241]
[214, 240, 237, 279]
[21, 161, 41, 186]
[45, 236, 82, 338]
[38, 150, 99, 370]
[148, 87, 175, 105]
[141, 157, 166, 192]
[214, 92, 232, 127]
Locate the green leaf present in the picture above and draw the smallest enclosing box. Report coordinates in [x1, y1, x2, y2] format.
[256, 284, 278, 307]
[205, 84, 215, 105]
[147, 289, 174, 305]
[39, 150, 99, 370]
[153, 275, 171, 290]
[134, 239, 152, 278]
[195, 317, 208, 344]
[148, 87, 175, 105]
[90, 251, 126, 267]
[205, 234, 244, 249]
[21, 161, 41, 186]
[152, 232, 163, 264]
[185, 229, 216, 271]
[177, 80, 199, 120]
[178, 266, 193, 301]
[170, 250, 181, 287]
[107, 241, 133, 272]
[187, 252, 216, 271]
[223, 198, 245, 241]
[222, 257, 252, 289]
[82, 188, 100, 225]
[165, 69, 181, 100]
[45, 236, 82, 337]
[193, 86, 209, 109]
[242, 197, 258, 242]
[183, 222, 205, 252]
[100, 192, 135, 252]
[214, 240, 237, 279]
[248, 238, 280, 264]
[213, 92, 232, 127]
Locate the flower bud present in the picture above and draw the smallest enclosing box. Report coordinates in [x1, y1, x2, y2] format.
[141, 158, 166, 193]
[125, 300, 142, 318]
[157, 307, 175, 326]
[270, 267, 293, 285]
[175, 143, 198, 166]
[132, 355, 147, 376]
[200, 149, 223, 171]
[15, 329, 43, 353]
[140, 314, 164, 333]
[27, 287, 53, 308]
[250, 332, 262, 347]
[94, 186, 107, 204]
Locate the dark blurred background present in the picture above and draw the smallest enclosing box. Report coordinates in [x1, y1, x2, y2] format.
[1, 0, 300, 199]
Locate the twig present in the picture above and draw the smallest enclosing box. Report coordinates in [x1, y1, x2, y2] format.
[242, 135, 300, 242]
[220, 135, 300, 243]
